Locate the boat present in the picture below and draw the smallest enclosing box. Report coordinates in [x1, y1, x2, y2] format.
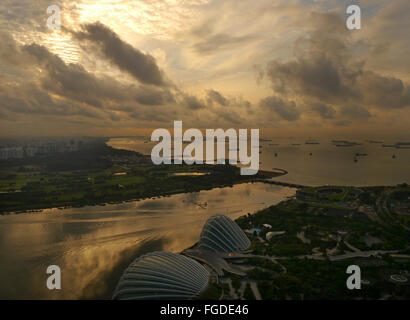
[395, 142, 410, 149]
[305, 140, 320, 145]
[332, 140, 361, 147]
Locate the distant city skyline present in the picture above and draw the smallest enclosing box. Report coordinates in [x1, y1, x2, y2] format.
[0, 0, 409, 137]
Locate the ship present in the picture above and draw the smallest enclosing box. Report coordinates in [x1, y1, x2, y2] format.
[395, 142, 410, 149]
[333, 140, 361, 147]
[305, 140, 320, 145]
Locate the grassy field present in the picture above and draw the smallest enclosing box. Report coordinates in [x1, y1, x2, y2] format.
[0, 162, 277, 214]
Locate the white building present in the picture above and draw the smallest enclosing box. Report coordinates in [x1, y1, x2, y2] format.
[0, 147, 24, 160]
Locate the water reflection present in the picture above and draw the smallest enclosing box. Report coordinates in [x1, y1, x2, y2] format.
[0, 182, 295, 299]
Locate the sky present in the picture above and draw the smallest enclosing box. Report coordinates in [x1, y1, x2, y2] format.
[0, 0, 409, 137]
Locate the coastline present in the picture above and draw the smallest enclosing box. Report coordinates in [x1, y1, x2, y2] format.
[0, 172, 288, 215]
[0, 140, 290, 215]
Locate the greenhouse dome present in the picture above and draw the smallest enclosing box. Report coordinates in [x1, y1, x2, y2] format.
[198, 214, 250, 253]
[112, 251, 210, 300]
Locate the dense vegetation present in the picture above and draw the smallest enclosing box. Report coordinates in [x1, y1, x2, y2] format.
[0, 142, 274, 213]
[229, 186, 410, 300]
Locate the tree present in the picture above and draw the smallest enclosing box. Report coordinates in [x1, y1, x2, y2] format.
[244, 283, 255, 300]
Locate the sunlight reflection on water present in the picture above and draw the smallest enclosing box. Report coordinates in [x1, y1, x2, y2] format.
[0, 182, 295, 299]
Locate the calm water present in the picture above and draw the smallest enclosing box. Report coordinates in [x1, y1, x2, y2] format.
[0, 183, 295, 299]
[1, 135, 408, 300]
[108, 137, 410, 186]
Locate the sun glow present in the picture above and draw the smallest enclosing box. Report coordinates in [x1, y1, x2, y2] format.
[42, 30, 80, 64]
[73, 0, 205, 40]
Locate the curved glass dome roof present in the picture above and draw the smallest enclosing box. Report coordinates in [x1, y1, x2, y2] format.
[198, 214, 250, 253]
[112, 251, 210, 300]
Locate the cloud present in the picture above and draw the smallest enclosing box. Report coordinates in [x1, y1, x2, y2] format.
[207, 89, 229, 106]
[311, 104, 336, 119]
[340, 105, 371, 120]
[183, 94, 206, 110]
[189, 16, 256, 55]
[24, 43, 126, 108]
[1, 1, 409, 134]
[356, 71, 410, 109]
[134, 86, 175, 106]
[263, 11, 409, 125]
[69, 22, 168, 87]
[0, 32, 24, 66]
[361, 0, 410, 79]
[259, 96, 300, 121]
[0, 32, 181, 129]
[0, 27, 249, 131]
[0, 81, 104, 119]
[25, 41, 176, 108]
[192, 33, 255, 55]
[266, 13, 356, 103]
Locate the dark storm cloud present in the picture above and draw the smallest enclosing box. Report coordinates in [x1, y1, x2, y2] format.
[24, 43, 127, 108]
[24, 42, 174, 109]
[340, 105, 371, 120]
[267, 56, 352, 102]
[0, 35, 101, 119]
[264, 12, 410, 123]
[69, 22, 168, 87]
[265, 13, 357, 104]
[0, 82, 104, 119]
[183, 94, 206, 110]
[134, 86, 175, 106]
[1, 29, 242, 129]
[311, 104, 336, 119]
[0, 33, 179, 126]
[356, 71, 410, 109]
[259, 96, 300, 121]
[207, 89, 229, 106]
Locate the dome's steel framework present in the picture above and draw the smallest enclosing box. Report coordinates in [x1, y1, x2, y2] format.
[113, 251, 210, 300]
[198, 214, 251, 253]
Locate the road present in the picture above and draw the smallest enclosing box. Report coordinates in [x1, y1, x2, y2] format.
[376, 190, 410, 231]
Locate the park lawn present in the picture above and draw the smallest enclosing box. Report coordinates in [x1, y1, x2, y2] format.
[0, 172, 42, 191]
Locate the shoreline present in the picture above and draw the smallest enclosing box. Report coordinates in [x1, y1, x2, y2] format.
[0, 175, 289, 215]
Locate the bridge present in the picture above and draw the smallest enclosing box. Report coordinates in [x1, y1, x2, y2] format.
[262, 180, 310, 189]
